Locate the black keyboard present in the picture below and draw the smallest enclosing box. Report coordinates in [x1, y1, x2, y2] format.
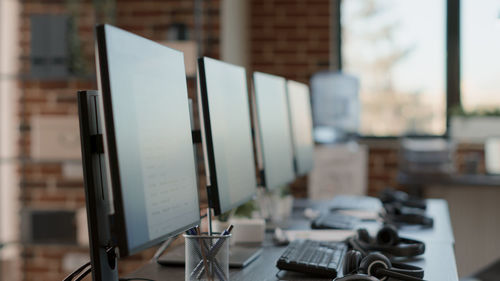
[311, 212, 360, 230]
[276, 239, 347, 278]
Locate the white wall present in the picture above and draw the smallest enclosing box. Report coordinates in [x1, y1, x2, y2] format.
[220, 0, 249, 68]
[0, 0, 20, 259]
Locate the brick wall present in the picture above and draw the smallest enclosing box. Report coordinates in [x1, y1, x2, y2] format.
[455, 143, 486, 175]
[17, 1, 219, 280]
[250, 0, 332, 197]
[250, 0, 332, 84]
[366, 146, 400, 195]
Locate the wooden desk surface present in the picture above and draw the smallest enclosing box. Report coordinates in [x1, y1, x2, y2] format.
[125, 199, 458, 281]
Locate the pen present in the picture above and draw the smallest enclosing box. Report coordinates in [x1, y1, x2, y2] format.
[186, 227, 197, 236]
[195, 227, 213, 281]
[194, 225, 234, 279]
[189, 227, 231, 281]
[207, 224, 233, 257]
[221, 225, 234, 236]
[208, 208, 213, 236]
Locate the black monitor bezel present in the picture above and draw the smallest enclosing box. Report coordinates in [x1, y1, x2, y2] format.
[197, 57, 257, 216]
[95, 24, 200, 257]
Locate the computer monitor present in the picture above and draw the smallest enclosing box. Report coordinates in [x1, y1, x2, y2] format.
[90, 24, 200, 260]
[252, 72, 295, 190]
[197, 57, 257, 216]
[286, 80, 314, 176]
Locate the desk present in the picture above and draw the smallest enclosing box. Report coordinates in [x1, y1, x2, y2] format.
[290, 199, 455, 245]
[126, 199, 458, 280]
[399, 173, 500, 276]
[398, 172, 500, 187]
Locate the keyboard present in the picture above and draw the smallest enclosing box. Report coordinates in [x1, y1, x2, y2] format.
[311, 212, 360, 229]
[329, 195, 382, 211]
[276, 239, 347, 278]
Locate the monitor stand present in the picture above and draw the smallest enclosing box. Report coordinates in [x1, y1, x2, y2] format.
[78, 90, 119, 281]
[78, 94, 211, 281]
[157, 243, 262, 268]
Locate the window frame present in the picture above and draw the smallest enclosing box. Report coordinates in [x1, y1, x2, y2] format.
[337, 0, 460, 138]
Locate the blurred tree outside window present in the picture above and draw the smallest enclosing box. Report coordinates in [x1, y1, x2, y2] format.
[341, 0, 446, 136]
[461, 0, 500, 112]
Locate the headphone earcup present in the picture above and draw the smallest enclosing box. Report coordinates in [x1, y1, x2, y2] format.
[391, 262, 425, 279]
[359, 253, 391, 280]
[385, 202, 404, 215]
[343, 250, 363, 275]
[357, 228, 371, 243]
[376, 224, 399, 246]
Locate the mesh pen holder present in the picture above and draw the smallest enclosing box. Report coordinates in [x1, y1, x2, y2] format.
[184, 233, 231, 281]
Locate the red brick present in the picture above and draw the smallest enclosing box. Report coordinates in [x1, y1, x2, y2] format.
[40, 165, 62, 175]
[56, 180, 84, 188]
[23, 265, 49, 273]
[37, 193, 68, 203]
[38, 81, 70, 90]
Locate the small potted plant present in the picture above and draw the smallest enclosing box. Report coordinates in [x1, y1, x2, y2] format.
[271, 185, 294, 223]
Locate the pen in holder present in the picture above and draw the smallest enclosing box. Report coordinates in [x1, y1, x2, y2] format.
[184, 233, 231, 281]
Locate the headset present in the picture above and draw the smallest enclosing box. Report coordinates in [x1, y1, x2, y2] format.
[383, 203, 434, 228]
[335, 250, 425, 281]
[379, 188, 427, 210]
[347, 225, 425, 258]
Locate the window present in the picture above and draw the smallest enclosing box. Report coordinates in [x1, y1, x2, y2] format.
[341, 0, 446, 136]
[461, 0, 500, 112]
[30, 15, 69, 78]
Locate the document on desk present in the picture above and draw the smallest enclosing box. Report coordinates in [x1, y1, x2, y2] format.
[284, 230, 355, 242]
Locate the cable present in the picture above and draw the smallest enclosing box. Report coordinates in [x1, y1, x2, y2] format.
[74, 267, 92, 281]
[62, 261, 91, 281]
[63, 247, 113, 281]
[118, 277, 156, 281]
[376, 268, 426, 281]
[152, 235, 178, 262]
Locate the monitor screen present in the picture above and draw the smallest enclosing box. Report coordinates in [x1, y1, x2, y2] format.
[287, 80, 314, 176]
[198, 57, 257, 215]
[252, 72, 295, 190]
[96, 25, 200, 256]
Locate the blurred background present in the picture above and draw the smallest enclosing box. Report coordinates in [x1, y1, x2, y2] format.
[0, 0, 500, 280]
